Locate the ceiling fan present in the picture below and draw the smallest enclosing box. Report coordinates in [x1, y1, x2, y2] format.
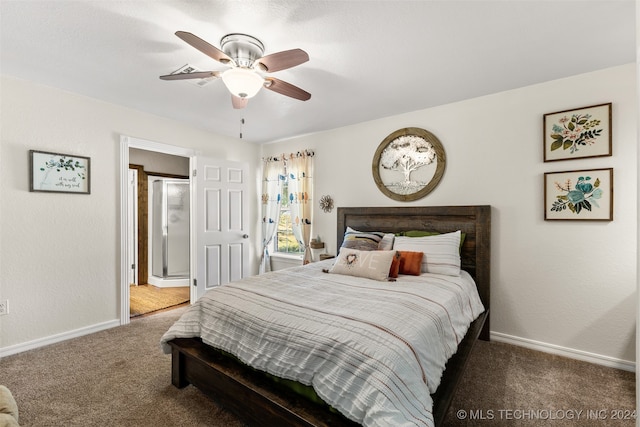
[160, 31, 311, 109]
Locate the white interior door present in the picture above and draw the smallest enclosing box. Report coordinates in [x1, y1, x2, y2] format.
[194, 157, 249, 300]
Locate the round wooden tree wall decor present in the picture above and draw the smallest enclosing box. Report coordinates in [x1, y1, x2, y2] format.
[372, 127, 446, 201]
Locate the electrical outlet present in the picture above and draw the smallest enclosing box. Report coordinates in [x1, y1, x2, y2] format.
[0, 300, 8, 315]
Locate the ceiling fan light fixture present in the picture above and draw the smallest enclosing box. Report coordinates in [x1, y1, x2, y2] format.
[221, 68, 264, 99]
[164, 31, 311, 107]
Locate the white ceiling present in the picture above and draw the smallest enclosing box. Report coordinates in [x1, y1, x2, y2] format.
[0, 1, 635, 144]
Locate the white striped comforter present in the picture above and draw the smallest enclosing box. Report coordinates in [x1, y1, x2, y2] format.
[161, 260, 484, 427]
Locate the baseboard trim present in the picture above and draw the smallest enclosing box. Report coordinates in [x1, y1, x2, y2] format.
[491, 331, 635, 372]
[0, 319, 120, 358]
[146, 276, 189, 288]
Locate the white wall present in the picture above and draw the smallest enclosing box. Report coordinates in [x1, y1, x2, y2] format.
[261, 64, 637, 368]
[0, 75, 260, 352]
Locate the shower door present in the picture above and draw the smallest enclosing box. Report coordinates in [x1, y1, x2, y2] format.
[151, 179, 190, 282]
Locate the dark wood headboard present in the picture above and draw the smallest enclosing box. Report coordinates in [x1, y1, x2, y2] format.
[337, 205, 491, 337]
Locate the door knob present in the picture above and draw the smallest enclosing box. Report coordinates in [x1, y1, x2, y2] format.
[242, 234, 249, 239]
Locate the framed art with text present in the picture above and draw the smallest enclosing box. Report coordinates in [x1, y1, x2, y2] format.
[544, 168, 612, 221]
[543, 103, 611, 162]
[29, 150, 91, 194]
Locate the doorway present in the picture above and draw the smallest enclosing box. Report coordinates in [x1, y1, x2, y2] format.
[128, 149, 190, 318]
[119, 136, 195, 325]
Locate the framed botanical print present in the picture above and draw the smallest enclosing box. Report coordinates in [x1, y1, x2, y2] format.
[544, 168, 613, 221]
[543, 103, 612, 162]
[29, 150, 91, 194]
[371, 127, 446, 202]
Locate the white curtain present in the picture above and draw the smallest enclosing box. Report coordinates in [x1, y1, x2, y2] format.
[259, 157, 285, 273]
[287, 151, 314, 264]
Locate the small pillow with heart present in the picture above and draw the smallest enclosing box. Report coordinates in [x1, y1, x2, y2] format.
[329, 248, 396, 281]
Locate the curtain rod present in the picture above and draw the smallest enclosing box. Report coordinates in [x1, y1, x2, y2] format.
[262, 149, 314, 163]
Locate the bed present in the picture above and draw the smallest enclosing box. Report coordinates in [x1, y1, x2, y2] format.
[162, 205, 490, 426]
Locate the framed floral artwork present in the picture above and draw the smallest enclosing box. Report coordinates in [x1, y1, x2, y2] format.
[543, 103, 611, 162]
[29, 150, 91, 194]
[544, 168, 612, 221]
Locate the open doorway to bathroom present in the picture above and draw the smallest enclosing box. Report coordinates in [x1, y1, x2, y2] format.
[128, 148, 190, 318]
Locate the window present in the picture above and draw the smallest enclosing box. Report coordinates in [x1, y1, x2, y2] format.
[275, 180, 301, 254]
[261, 151, 313, 268]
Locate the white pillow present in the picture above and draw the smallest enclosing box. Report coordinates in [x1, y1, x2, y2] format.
[329, 248, 396, 281]
[393, 230, 461, 276]
[378, 233, 395, 250]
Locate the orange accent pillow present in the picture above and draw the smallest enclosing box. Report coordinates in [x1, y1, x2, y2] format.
[389, 251, 402, 278]
[398, 251, 424, 276]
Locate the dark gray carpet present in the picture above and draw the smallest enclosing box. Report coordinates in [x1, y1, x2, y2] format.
[1, 307, 635, 426]
[446, 339, 635, 426]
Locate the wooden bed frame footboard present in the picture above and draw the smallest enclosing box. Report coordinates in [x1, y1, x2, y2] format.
[168, 205, 491, 426]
